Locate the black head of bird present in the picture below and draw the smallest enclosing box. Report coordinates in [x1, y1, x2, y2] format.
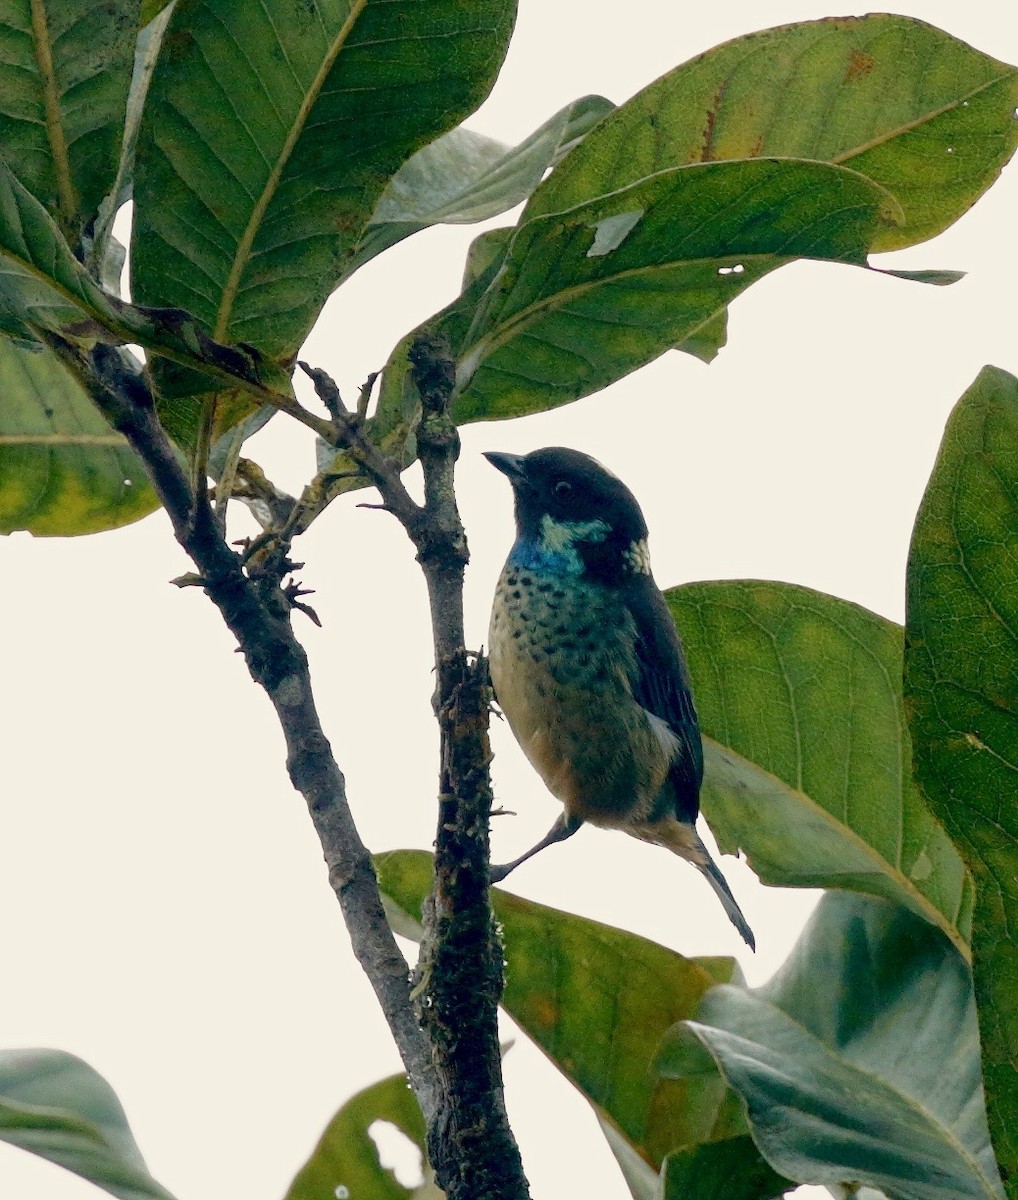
[485, 446, 755, 950]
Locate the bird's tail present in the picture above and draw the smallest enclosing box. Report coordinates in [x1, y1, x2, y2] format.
[699, 850, 756, 951]
[650, 820, 756, 950]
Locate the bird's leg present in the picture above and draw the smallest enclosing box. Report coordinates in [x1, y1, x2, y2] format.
[489, 813, 583, 884]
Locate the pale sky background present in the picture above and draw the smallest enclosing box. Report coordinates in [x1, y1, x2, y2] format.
[3, 2, 1018, 1198]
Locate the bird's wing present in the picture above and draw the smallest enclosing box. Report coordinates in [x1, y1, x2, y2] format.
[625, 576, 704, 824]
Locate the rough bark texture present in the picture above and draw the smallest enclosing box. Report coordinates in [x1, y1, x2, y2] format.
[407, 339, 530, 1199]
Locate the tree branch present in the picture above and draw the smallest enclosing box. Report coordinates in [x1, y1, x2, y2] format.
[48, 337, 438, 1120]
[303, 336, 530, 1199]
[65, 331, 528, 1199]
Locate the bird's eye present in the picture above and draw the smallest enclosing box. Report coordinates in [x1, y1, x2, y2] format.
[553, 480, 572, 499]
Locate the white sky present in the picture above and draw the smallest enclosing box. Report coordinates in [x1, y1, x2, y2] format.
[3, 2, 1017, 1198]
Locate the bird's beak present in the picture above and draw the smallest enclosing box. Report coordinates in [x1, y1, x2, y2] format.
[483, 451, 528, 487]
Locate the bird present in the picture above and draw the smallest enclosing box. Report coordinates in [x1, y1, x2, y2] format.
[484, 446, 755, 950]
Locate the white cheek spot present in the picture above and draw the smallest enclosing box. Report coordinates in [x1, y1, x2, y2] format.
[624, 538, 652, 575]
[539, 513, 610, 554]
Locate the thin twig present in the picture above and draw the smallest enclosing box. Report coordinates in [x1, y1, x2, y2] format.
[49, 334, 437, 1121]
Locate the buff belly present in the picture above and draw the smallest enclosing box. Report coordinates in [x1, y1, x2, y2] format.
[489, 564, 671, 826]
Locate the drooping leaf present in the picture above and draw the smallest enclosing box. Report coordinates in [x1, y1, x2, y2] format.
[666, 580, 972, 957]
[373, 14, 1017, 455]
[0, 335, 157, 534]
[450, 157, 897, 418]
[0, 0, 139, 245]
[346, 94, 614, 275]
[130, 0, 517, 447]
[375, 156, 898, 434]
[376, 850, 773, 1184]
[0, 1048, 176, 1200]
[684, 893, 1004, 1200]
[526, 14, 1018, 252]
[904, 365, 1018, 1194]
[284, 1069, 433, 1200]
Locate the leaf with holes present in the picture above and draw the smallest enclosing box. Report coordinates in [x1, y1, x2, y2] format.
[284, 1069, 434, 1200]
[376, 849, 783, 1191]
[0, 336, 157, 534]
[375, 14, 1017, 451]
[0, 0, 138, 247]
[375, 156, 898, 433]
[665, 580, 973, 956]
[0, 1048, 176, 1200]
[904, 365, 1018, 1195]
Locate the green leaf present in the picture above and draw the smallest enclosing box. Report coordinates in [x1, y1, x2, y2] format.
[666, 580, 973, 957]
[660, 1137, 792, 1200]
[526, 14, 1018, 252]
[462, 227, 514, 290]
[131, 0, 518, 359]
[0, 0, 139, 245]
[0, 156, 127, 342]
[0, 335, 157, 534]
[373, 157, 895, 436]
[346, 95, 614, 274]
[372, 15, 1018, 457]
[904, 365, 1018, 1195]
[450, 157, 897, 421]
[684, 893, 1004, 1200]
[0, 1048, 176, 1200]
[0, 157, 292, 401]
[376, 850, 767, 1178]
[284, 1069, 434, 1200]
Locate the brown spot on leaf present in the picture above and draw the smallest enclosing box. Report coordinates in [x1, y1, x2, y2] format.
[700, 81, 728, 162]
[845, 50, 875, 82]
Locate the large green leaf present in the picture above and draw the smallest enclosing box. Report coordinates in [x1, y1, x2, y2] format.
[346, 95, 613, 275]
[526, 14, 1018, 252]
[376, 156, 898, 432]
[376, 849, 778, 1189]
[684, 893, 1004, 1200]
[666, 580, 972, 957]
[904, 366, 1018, 1195]
[131, 0, 517, 360]
[0, 1048, 176, 1200]
[285, 1069, 435, 1200]
[453, 157, 897, 415]
[375, 14, 1016, 449]
[0, 0, 138, 245]
[0, 336, 157, 534]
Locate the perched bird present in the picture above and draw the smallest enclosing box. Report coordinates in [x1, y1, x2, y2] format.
[485, 446, 755, 950]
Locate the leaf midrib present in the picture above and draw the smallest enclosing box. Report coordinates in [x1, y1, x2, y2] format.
[29, 0, 78, 234]
[214, 0, 368, 343]
[0, 433, 126, 445]
[831, 70, 1017, 168]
